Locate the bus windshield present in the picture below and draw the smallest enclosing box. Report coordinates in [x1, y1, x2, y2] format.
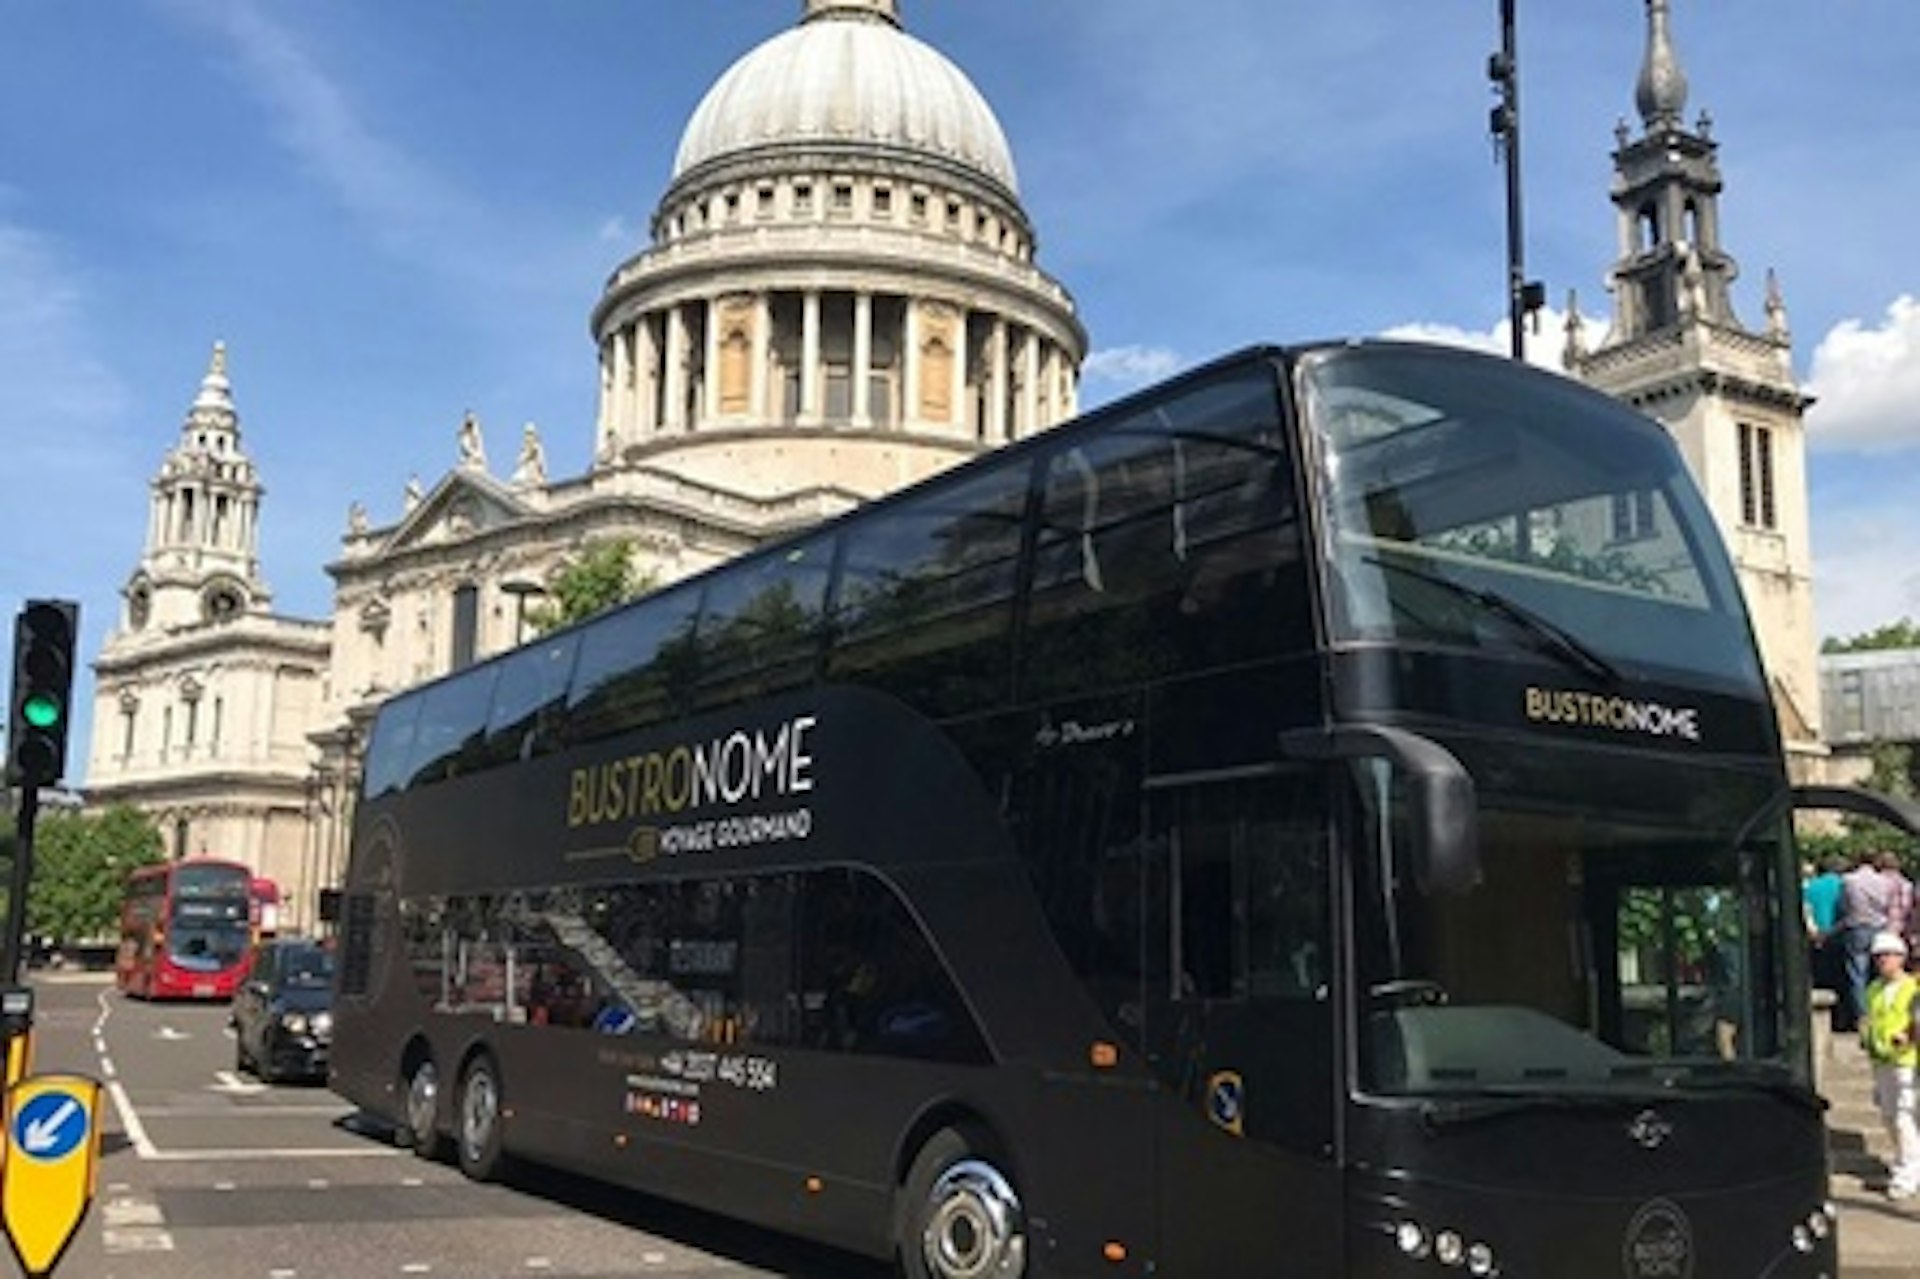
[1302, 346, 1763, 692]
[1352, 758, 1802, 1100]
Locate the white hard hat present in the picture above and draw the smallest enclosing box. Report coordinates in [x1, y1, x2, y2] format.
[1871, 931, 1909, 958]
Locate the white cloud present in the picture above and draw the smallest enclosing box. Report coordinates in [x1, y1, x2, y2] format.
[1381, 310, 1574, 375]
[1805, 295, 1920, 454]
[1082, 344, 1182, 390]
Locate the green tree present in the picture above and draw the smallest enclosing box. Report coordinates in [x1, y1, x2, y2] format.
[0, 805, 165, 944]
[1821, 616, 1920, 654]
[526, 538, 655, 634]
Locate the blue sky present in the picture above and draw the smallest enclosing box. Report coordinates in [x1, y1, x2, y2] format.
[3, 0, 1918, 766]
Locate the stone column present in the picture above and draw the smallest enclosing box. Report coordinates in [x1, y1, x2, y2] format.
[607, 332, 629, 441]
[1020, 330, 1041, 439]
[904, 299, 922, 431]
[638, 320, 660, 434]
[952, 310, 970, 435]
[704, 297, 722, 426]
[989, 319, 1010, 443]
[751, 293, 772, 421]
[664, 306, 689, 432]
[801, 291, 821, 425]
[853, 292, 873, 427]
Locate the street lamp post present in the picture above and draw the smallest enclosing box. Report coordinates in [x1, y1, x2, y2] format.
[1490, 0, 1545, 359]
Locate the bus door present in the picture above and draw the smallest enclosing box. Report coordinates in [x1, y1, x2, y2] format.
[1142, 769, 1340, 1274]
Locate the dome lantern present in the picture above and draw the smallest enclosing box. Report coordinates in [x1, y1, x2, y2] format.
[803, 0, 899, 27]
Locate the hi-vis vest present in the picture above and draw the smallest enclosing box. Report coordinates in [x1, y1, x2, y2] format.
[1866, 974, 1920, 1068]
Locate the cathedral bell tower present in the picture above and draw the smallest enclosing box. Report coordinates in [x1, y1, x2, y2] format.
[1566, 0, 1823, 779]
[120, 342, 271, 636]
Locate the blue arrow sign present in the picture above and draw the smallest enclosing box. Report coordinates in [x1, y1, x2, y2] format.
[11, 1090, 87, 1162]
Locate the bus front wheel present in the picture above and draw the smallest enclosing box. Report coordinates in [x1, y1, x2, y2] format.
[901, 1128, 1027, 1279]
[400, 1058, 446, 1161]
[456, 1055, 507, 1183]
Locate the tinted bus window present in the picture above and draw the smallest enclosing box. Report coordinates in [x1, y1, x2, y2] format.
[694, 535, 833, 710]
[407, 665, 501, 786]
[1025, 368, 1303, 699]
[566, 585, 704, 742]
[829, 462, 1030, 718]
[363, 695, 422, 799]
[480, 632, 580, 766]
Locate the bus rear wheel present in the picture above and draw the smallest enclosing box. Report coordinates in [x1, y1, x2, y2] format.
[400, 1058, 446, 1160]
[901, 1128, 1027, 1279]
[456, 1055, 507, 1183]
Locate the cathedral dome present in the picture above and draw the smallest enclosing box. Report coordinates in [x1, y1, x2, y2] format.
[672, 0, 1019, 196]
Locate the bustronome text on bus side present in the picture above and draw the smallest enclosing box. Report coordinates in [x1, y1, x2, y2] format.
[567, 714, 818, 856]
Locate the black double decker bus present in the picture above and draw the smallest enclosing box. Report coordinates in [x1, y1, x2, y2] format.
[330, 341, 1831, 1278]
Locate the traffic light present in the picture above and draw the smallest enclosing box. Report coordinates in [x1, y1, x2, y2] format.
[7, 600, 78, 789]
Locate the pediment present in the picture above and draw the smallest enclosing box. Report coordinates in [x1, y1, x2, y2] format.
[379, 470, 531, 554]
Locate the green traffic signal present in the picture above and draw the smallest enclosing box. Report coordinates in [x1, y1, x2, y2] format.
[21, 692, 61, 730]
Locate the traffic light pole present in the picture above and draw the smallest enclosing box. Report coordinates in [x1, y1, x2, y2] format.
[3, 782, 39, 985]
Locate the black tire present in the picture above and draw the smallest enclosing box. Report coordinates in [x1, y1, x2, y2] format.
[899, 1127, 1027, 1279]
[455, 1054, 507, 1182]
[399, 1057, 447, 1161]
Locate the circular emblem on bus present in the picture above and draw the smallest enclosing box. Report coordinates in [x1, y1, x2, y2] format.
[1627, 1109, 1673, 1150]
[1622, 1198, 1693, 1279]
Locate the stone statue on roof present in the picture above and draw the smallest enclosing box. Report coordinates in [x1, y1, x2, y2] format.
[511, 422, 548, 488]
[457, 411, 487, 471]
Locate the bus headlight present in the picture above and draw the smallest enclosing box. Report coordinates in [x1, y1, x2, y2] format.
[1396, 1222, 1431, 1259]
[1466, 1241, 1497, 1275]
[1434, 1230, 1465, 1266]
[311, 1012, 333, 1036]
[1790, 1224, 1813, 1254]
[280, 1012, 309, 1035]
[1807, 1209, 1830, 1240]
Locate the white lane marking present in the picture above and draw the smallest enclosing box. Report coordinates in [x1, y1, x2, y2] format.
[102, 1227, 175, 1253]
[102, 1198, 165, 1228]
[105, 1079, 159, 1159]
[93, 989, 113, 1033]
[400, 1177, 424, 1187]
[271, 1270, 298, 1278]
[401, 1265, 432, 1275]
[137, 1104, 347, 1117]
[107, 1181, 131, 1193]
[100, 1056, 117, 1079]
[214, 1181, 237, 1192]
[155, 1025, 190, 1041]
[642, 1253, 667, 1265]
[307, 1178, 330, 1189]
[524, 1260, 553, 1271]
[139, 1146, 404, 1162]
[209, 1070, 267, 1094]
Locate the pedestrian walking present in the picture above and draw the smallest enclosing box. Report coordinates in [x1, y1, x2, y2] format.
[1862, 931, 1920, 1201]
[1841, 850, 1898, 1032]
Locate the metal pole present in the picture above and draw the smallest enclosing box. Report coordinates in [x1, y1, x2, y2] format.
[1498, 0, 1527, 360]
[4, 784, 41, 985]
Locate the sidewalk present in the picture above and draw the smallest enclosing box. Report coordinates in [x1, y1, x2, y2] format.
[1822, 1030, 1920, 1276]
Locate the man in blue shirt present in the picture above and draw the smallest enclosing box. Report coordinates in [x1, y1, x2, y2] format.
[1804, 855, 1847, 1028]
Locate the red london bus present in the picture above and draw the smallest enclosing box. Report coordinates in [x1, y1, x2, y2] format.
[116, 859, 259, 1000]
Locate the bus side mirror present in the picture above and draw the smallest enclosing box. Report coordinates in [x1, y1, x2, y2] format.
[1280, 724, 1482, 894]
[317, 889, 343, 925]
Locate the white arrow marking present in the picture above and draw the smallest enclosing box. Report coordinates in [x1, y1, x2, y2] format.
[23, 1099, 79, 1153]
